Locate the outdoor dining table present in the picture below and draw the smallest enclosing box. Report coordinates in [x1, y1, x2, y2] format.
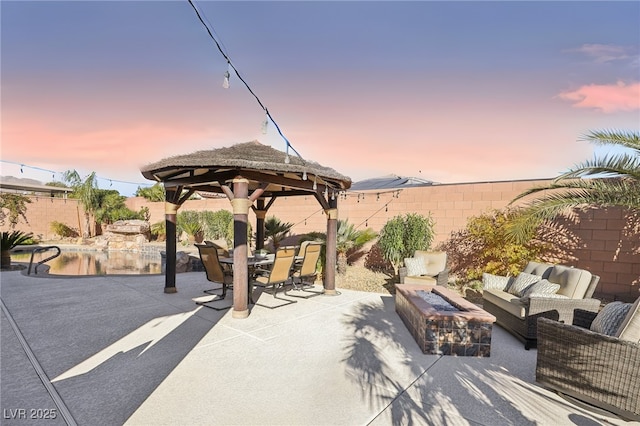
[218, 253, 303, 305]
[218, 255, 275, 305]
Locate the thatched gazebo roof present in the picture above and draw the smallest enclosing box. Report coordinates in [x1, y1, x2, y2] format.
[140, 141, 349, 314]
[141, 141, 351, 197]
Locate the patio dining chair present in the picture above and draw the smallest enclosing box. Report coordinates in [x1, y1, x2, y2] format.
[202, 241, 231, 295]
[285, 242, 323, 299]
[195, 244, 233, 311]
[251, 246, 297, 309]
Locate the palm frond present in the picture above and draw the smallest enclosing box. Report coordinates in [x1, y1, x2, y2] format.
[559, 153, 640, 181]
[579, 129, 640, 152]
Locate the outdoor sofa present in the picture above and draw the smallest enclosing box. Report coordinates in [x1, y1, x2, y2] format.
[536, 298, 640, 421]
[481, 261, 600, 349]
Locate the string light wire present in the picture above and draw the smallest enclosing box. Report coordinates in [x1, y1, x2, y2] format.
[187, 0, 303, 161]
[0, 160, 152, 190]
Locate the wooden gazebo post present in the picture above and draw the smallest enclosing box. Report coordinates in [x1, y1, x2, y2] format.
[141, 141, 352, 315]
[254, 199, 266, 251]
[324, 196, 338, 295]
[163, 187, 181, 293]
[230, 177, 250, 318]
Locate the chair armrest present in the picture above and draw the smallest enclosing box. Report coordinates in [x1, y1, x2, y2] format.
[572, 309, 598, 328]
[436, 269, 449, 287]
[527, 297, 600, 324]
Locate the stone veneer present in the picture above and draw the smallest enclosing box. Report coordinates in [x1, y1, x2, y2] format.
[395, 284, 496, 357]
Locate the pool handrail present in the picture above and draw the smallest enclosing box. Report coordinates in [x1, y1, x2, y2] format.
[28, 246, 61, 275]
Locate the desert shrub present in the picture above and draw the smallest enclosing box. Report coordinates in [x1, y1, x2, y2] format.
[0, 193, 31, 228]
[364, 242, 394, 274]
[50, 221, 78, 238]
[151, 221, 166, 241]
[437, 209, 547, 282]
[377, 213, 435, 274]
[201, 210, 233, 241]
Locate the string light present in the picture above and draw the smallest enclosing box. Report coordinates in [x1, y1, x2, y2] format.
[187, 0, 304, 163]
[222, 67, 230, 89]
[302, 170, 307, 181]
[261, 113, 269, 134]
[0, 160, 153, 192]
[313, 176, 317, 190]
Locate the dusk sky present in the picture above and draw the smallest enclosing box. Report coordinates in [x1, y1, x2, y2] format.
[2, 1, 639, 196]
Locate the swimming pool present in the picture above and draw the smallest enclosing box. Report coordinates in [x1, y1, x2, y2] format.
[11, 250, 163, 276]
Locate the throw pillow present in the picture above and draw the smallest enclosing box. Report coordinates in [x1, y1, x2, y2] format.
[615, 297, 640, 343]
[404, 257, 429, 277]
[482, 273, 511, 291]
[507, 272, 541, 297]
[590, 301, 633, 336]
[521, 279, 561, 298]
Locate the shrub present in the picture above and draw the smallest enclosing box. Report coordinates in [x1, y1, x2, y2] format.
[201, 210, 233, 241]
[0, 193, 31, 228]
[377, 213, 435, 274]
[437, 209, 547, 282]
[151, 221, 166, 241]
[50, 221, 78, 238]
[1, 230, 34, 251]
[364, 242, 394, 274]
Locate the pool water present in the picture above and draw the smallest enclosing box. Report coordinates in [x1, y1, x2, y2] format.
[11, 250, 162, 276]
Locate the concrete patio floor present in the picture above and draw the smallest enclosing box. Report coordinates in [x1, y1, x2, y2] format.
[0, 268, 632, 425]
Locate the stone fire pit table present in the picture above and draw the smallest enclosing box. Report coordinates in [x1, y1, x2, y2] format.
[395, 284, 496, 357]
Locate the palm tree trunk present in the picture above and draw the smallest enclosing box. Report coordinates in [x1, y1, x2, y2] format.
[337, 252, 348, 275]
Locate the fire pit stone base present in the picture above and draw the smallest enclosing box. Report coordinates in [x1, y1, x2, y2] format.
[395, 284, 496, 357]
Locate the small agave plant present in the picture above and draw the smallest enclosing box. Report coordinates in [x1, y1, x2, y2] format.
[1, 230, 33, 269]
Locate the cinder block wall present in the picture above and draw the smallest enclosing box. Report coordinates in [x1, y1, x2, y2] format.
[0, 196, 84, 240]
[3, 178, 638, 301]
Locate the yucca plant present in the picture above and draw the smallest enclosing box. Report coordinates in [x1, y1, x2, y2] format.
[1, 230, 34, 268]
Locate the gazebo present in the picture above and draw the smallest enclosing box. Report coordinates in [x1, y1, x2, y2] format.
[140, 141, 352, 318]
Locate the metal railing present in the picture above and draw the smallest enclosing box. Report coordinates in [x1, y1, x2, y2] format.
[27, 246, 61, 275]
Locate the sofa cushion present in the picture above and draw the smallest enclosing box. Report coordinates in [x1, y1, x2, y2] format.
[482, 273, 512, 291]
[549, 265, 593, 299]
[615, 297, 640, 343]
[590, 301, 632, 336]
[523, 261, 554, 279]
[483, 289, 526, 318]
[403, 275, 437, 285]
[413, 251, 447, 276]
[404, 257, 429, 277]
[519, 279, 561, 300]
[508, 272, 541, 297]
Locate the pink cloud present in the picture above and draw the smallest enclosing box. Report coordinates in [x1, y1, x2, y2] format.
[557, 81, 640, 113]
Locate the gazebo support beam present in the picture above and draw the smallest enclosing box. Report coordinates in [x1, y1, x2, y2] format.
[163, 186, 184, 294]
[230, 177, 250, 319]
[324, 196, 338, 295]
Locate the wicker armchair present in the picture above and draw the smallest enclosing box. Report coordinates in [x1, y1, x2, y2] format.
[536, 312, 640, 421]
[398, 251, 449, 286]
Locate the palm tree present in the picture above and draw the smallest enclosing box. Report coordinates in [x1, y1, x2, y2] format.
[264, 216, 294, 250]
[507, 129, 640, 243]
[63, 170, 100, 238]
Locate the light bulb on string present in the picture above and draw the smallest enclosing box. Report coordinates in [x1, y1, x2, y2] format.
[331, 191, 335, 201]
[261, 114, 269, 134]
[302, 170, 307, 181]
[20, 165, 24, 173]
[313, 176, 317, 190]
[222, 62, 231, 89]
